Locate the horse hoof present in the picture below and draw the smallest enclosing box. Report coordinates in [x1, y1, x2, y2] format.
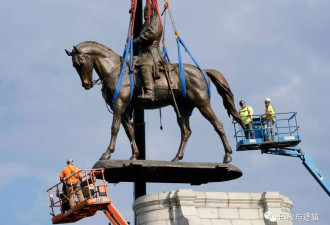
[171, 157, 179, 162]
[171, 155, 182, 162]
[223, 154, 232, 163]
[129, 155, 138, 160]
[99, 152, 111, 160]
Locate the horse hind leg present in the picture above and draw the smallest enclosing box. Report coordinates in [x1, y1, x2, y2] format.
[198, 104, 233, 163]
[172, 113, 192, 162]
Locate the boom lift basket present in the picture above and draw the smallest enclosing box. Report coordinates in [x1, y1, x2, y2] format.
[233, 112, 301, 151]
[47, 168, 127, 224]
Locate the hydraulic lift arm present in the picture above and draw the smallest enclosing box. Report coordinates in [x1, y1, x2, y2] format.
[262, 148, 330, 197]
[302, 153, 330, 197]
[103, 203, 129, 225]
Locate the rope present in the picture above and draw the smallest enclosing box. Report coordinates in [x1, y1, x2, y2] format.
[177, 36, 211, 98]
[147, 0, 151, 26]
[111, 0, 137, 107]
[162, 45, 170, 62]
[167, 3, 177, 35]
[176, 37, 186, 98]
[152, 0, 163, 28]
[162, 10, 170, 61]
[129, 0, 138, 37]
[162, 5, 167, 48]
[112, 0, 165, 108]
[161, 0, 211, 99]
[111, 37, 135, 107]
[147, 0, 163, 29]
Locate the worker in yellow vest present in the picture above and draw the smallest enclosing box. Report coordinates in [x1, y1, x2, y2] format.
[60, 158, 84, 208]
[264, 98, 276, 141]
[238, 100, 255, 139]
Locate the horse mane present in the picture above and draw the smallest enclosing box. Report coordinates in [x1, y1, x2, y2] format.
[76, 41, 119, 58]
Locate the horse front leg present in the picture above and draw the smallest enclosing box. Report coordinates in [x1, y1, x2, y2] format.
[172, 113, 192, 162]
[121, 112, 139, 160]
[198, 104, 233, 163]
[99, 103, 124, 160]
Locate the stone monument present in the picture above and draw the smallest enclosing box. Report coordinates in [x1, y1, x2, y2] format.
[133, 189, 293, 225]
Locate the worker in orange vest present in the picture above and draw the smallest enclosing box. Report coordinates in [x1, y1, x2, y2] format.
[60, 158, 84, 208]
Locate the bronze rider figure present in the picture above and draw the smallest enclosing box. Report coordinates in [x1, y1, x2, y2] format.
[133, 3, 164, 101]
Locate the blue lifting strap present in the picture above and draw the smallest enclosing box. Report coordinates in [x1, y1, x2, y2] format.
[176, 36, 211, 99]
[162, 45, 171, 62]
[111, 36, 134, 108]
[163, 42, 193, 116]
[176, 37, 187, 98]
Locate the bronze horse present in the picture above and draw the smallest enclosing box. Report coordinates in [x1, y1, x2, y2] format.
[65, 41, 244, 163]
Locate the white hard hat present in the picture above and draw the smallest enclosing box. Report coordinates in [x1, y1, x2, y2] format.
[67, 158, 74, 164]
[265, 97, 271, 102]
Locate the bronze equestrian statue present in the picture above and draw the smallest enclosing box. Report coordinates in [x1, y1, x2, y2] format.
[65, 40, 245, 163]
[65, 3, 244, 163]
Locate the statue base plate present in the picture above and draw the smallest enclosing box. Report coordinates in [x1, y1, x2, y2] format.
[93, 160, 242, 185]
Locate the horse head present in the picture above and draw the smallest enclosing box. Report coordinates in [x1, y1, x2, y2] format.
[65, 46, 94, 90]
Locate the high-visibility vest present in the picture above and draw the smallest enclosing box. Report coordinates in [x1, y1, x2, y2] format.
[239, 106, 253, 125]
[60, 165, 82, 184]
[265, 105, 276, 121]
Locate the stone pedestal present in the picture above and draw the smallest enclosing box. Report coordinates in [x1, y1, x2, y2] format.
[133, 189, 293, 225]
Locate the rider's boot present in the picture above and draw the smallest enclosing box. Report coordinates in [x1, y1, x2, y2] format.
[141, 66, 156, 101]
[144, 89, 155, 101]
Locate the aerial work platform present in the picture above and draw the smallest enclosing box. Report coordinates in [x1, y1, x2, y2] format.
[51, 197, 111, 224]
[233, 112, 301, 151]
[236, 137, 301, 151]
[93, 160, 242, 185]
[233, 112, 330, 197]
[47, 169, 128, 224]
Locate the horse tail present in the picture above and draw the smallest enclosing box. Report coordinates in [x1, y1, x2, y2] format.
[204, 69, 245, 128]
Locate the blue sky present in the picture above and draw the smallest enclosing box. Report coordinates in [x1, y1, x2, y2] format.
[0, 0, 329, 225]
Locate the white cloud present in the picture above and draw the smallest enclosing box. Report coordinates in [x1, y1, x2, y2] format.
[0, 162, 32, 188]
[18, 191, 49, 225]
[271, 75, 301, 102]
